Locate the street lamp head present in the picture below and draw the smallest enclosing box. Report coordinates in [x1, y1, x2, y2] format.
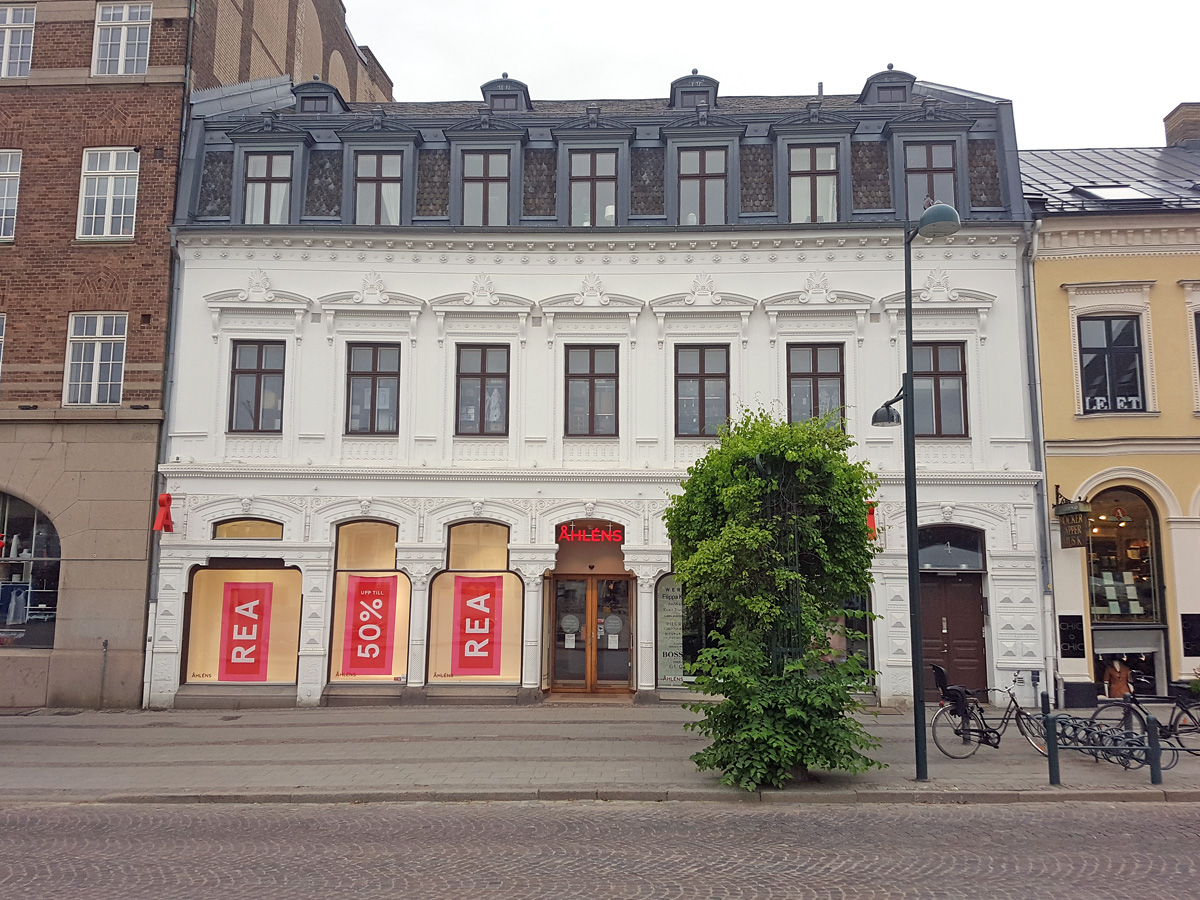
[871, 403, 902, 427]
[916, 202, 961, 238]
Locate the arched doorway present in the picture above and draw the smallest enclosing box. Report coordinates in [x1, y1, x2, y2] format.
[918, 525, 987, 701]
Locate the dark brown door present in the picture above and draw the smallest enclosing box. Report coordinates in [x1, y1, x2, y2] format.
[920, 572, 986, 702]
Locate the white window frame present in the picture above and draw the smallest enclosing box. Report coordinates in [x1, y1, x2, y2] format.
[1181, 280, 1200, 415]
[64, 313, 127, 406]
[0, 149, 19, 240]
[0, 314, 7, 385]
[1063, 281, 1158, 417]
[92, 3, 152, 77]
[0, 5, 35, 78]
[77, 148, 140, 239]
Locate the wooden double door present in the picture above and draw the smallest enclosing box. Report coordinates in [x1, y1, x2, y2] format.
[920, 572, 987, 702]
[551, 576, 633, 692]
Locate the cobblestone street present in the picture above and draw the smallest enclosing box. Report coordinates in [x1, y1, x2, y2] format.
[1, 801, 1196, 900]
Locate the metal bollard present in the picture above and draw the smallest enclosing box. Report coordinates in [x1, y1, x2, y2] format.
[1041, 690, 1050, 717]
[1046, 712, 1060, 786]
[1146, 714, 1162, 786]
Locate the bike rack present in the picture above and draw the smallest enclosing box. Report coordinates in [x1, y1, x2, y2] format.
[1041, 692, 1165, 786]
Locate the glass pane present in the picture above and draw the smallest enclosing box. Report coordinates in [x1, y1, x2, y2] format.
[789, 146, 810, 171]
[375, 376, 398, 432]
[379, 183, 401, 226]
[349, 346, 374, 372]
[677, 380, 699, 434]
[553, 580, 587, 685]
[458, 378, 480, 432]
[357, 154, 378, 177]
[704, 347, 726, 374]
[677, 349, 699, 374]
[704, 178, 725, 224]
[463, 182, 483, 226]
[246, 155, 267, 178]
[596, 579, 631, 684]
[485, 348, 508, 373]
[1111, 318, 1139, 347]
[1081, 353, 1110, 412]
[937, 345, 962, 371]
[244, 183, 266, 224]
[570, 182, 591, 226]
[1079, 319, 1108, 349]
[790, 176, 811, 224]
[567, 380, 590, 434]
[814, 174, 837, 223]
[931, 145, 953, 168]
[680, 150, 700, 175]
[347, 377, 372, 432]
[446, 521, 509, 570]
[906, 173, 927, 218]
[919, 526, 984, 570]
[790, 379, 814, 422]
[593, 348, 616, 374]
[463, 154, 483, 177]
[680, 179, 700, 225]
[705, 150, 725, 174]
[214, 519, 284, 540]
[459, 347, 482, 374]
[817, 377, 842, 415]
[815, 146, 837, 171]
[594, 380, 616, 434]
[790, 346, 813, 374]
[816, 347, 840, 374]
[939, 377, 965, 435]
[336, 520, 398, 571]
[262, 344, 285, 369]
[268, 183, 290, 224]
[488, 153, 508, 177]
[271, 154, 291, 177]
[483, 379, 506, 433]
[487, 181, 508, 225]
[596, 153, 616, 177]
[355, 185, 375, 224]
[381, 154, 402, 178]
[931, 172, 954, 206]
[377, 347, 400, 372]
[235, 344, 258, 369]
[703, 379, 726, 434]
[905, 145, 927, 168]
[1112, 352, 1143, 411]
[913, 376, 936, 434]
[913, 345, 934, 371]
[567, 349, 590, 374]
[260, 374, 283, 430]
[232, 375, 258, 430]
[1087, 488, 1161, 624]
[570, 153, 590, 177]
[596, 182, 616, 226]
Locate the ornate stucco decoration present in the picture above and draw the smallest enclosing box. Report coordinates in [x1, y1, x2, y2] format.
[762, 274, 873, 347]
[318, 275, 424, 346]
[428, 279, 536, 348]
[465, 273, 497, 305]
[880, 269, 995, 345]
[540, 276, 644, 348]
[648, 276, 755, 348]
[689, 272, 720, 305]
[204, 269, 313, 342]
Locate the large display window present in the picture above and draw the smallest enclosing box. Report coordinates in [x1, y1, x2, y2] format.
[184, 567, 302, 683]
[427, 522, 523, 683]
[1087, 488, 1162, 625]
[654, 573, 723, 689]
[328, 521, 411, 683]
[0, 493, 61, 650]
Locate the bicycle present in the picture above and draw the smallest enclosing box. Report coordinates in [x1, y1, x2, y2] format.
[929, 664, 1048, 759]
[1090, 691, 1200, 754]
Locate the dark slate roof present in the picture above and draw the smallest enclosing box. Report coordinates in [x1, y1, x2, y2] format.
[1020, 147, 1200, 214]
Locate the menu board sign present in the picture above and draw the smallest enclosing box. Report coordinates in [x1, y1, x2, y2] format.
[656, 575, 685, 688]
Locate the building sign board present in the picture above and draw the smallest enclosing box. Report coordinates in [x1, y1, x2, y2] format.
[1053, 500, 1091, 550]
[557, 524, 624, 544]
[217, 582, 273, 681]
[340, 575, 398, 676]
[451, 575, 504, 676]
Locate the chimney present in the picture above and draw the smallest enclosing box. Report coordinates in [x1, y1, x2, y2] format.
[1164, 103, 1200, 150]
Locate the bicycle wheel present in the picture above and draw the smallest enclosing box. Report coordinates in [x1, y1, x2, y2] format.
[1016, 709, 1049, 757]
[1170, 702, 1200, 752]
[1090, 701, 1147, 735]
[931, 704, 985, 759]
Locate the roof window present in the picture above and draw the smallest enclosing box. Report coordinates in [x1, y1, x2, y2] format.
[1074, 185, 1151, 201]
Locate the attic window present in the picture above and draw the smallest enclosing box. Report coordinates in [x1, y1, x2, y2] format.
[1075, 185, 1150, 201]
[490, 93, 518, 111]
[680, 90, 710, 108]
[877, 85, 906, 103]
[300, 96, 329, 113]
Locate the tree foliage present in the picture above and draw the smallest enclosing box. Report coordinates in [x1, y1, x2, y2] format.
[664, 409, 883, 790]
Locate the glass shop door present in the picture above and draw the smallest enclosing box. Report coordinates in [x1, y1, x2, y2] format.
[551, 576, 632, 692]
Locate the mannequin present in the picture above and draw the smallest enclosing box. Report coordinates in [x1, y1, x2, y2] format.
[1103, 656, 1134, 699]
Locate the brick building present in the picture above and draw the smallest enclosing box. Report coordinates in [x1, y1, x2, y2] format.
[0, 0, 390, 709]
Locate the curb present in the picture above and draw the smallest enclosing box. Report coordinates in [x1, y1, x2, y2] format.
[1, 786, 1193, 807]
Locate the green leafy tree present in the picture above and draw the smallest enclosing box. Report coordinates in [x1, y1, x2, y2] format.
[664, 409, 882, 790]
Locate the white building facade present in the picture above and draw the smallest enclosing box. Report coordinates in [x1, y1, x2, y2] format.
[145, 71, 1047, 708]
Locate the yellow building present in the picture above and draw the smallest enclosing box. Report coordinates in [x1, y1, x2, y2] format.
[1022, 105, 1200, 704]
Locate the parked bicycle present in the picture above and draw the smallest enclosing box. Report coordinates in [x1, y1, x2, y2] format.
[1090, 691, 1200, 754]
[929, 664, 1048, 759]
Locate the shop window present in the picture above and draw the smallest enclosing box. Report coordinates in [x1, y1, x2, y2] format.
[427, 521, 523, 684]
[918, 525, 985, 570]
[0, 493, 61, 650]
[183, 567, 302, 683]
[655, 573, 726, 689]
[1087, 487, 1162, 625]
[213, 518, 283, 540]
[329, 520, 410, 684]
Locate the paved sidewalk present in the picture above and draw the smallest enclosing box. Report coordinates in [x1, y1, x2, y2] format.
[2, 700, 1197, 805]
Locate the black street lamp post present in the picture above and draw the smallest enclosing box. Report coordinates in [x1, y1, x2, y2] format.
[872, 202, 961, 782]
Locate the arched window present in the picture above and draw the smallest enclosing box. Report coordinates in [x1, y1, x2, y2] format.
[213, 518, 284, 540]
[0, 493, 60, 650]
[918, 525, 985, 571]
[1087, 487, 1161, 625]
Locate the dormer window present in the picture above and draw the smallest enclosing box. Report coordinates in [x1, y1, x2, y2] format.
[490, 93, 518, 111]
[877, 85, 906, 103]
[300, 96, 329, 113]
[669, 71, 718, 110]
[680, 91, 709, 108]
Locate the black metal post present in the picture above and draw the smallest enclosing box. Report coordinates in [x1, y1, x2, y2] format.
[1041, 690, 1051, 717]
[902, 224, 928, 782]
[1046, 712, 1060, 785]
[1146, 714, 1162, 785]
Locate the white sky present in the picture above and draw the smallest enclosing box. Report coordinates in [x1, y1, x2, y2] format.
[342, 0, 1193, 150]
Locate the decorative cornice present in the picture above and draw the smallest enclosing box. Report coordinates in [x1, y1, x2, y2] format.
[158, 463, 690, 484]
[1045, 437, 1200, 456]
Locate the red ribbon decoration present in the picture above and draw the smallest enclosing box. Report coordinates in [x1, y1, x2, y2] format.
[153, 493, 174, 532]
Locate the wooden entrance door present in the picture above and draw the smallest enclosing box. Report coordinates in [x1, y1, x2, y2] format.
[551, 576, 632, 692]
[920, 572, 987, 702]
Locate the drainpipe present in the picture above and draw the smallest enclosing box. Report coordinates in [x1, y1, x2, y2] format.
[1023, 217, 1058, 704]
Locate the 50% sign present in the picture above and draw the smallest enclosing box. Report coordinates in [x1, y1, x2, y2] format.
[354, 592, 388, 660]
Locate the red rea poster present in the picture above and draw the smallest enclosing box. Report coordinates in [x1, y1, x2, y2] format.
[218, 582, 274, 682]
[341, 575, 398, 675]
[451, 575, 504, 676]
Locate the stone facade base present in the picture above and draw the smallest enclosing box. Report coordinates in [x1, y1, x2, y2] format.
[173, 684, 298, 709]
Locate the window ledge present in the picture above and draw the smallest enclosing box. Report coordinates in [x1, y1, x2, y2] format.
[1075, 411, 1161, 420]
[564, 436, 619, 441]
[73, 236, 137, 244]
[0, 407, 162, 422]
[914, 436, 972, 442]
